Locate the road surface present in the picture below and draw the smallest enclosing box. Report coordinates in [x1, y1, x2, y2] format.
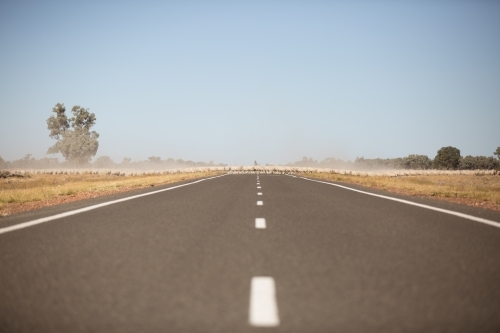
[1, 174, 500, 332]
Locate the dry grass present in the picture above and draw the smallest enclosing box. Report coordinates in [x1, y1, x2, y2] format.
[2, 166, 499, 216]
[301, 172, 500, 211]
[0, 170, 223, 216]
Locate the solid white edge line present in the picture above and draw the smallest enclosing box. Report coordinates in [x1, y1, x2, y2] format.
[255, 218, 266, 229]
[0, 174, 228, 235]
[290, 175, 500, 229]
[249, 277, 279, 327]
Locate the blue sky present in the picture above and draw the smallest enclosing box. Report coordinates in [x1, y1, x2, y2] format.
[1, 1, 499, 165]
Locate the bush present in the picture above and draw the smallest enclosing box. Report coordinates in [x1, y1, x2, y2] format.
[94, 156, 115, 168]
[148, 156, 162, 164]
[460, 155, 499, 170]
[354, 157, 404, 169]
[402, 154, 433, 170]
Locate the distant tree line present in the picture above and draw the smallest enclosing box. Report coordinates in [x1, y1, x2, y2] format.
[0, 155, 226, 169]
[0, 154, 60, 169]
[12, 102, 491, 171]
[289, 146, 500, 170]
[2, 146, 498, 171]
[0, 102, 227, 170]
[93, 156, 226, 169]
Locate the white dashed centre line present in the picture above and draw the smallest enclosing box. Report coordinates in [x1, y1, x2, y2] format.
[257, 192, 262, 195]
[255, 218, 266, 229]
[249, 277, 280, 327]
[257, 186, 261, 189]
[257, 201, 263, 206]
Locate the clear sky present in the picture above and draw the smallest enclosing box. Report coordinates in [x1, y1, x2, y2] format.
[1, 1, 499, 165]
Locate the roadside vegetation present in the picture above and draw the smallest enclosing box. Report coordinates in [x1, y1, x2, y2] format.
[2, 167, 499, 217]
[288, 146, 500, 171]
[0, 170, 223, 217]
[299, 171, 500, 212]
[0, 103, 498, 215]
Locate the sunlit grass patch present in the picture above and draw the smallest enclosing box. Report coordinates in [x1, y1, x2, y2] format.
[301, 172, 500, 210]
[0, 169, 224, 216]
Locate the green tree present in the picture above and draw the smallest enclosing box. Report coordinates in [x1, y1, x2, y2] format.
[433, 146, 461, 170]
[46, 103, 99, 166]
[494, 147, 500, 160]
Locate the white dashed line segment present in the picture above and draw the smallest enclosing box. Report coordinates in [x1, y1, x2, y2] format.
[255, 218, 266, 229]
[257, 201, 263, 206]
[249, 277, 280, 327]
[258, 192, 262, 195]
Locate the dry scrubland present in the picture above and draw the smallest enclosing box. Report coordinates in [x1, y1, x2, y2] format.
[0, 168, 225, 216]
[293, 168, 500, 212]
[1, 166, 499, 216]
[300, 171, 500, 211]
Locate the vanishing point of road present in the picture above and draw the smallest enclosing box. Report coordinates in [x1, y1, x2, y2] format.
[1, 174, 500, 332]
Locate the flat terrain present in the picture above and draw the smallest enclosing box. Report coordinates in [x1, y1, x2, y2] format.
[1, 174, 500, 332]
[301, 172, 500, 212]
[0, 171, 222, 216]
[2, 170, 500, 218]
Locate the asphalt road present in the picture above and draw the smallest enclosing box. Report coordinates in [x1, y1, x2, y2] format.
[1, 174, 500, 333]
